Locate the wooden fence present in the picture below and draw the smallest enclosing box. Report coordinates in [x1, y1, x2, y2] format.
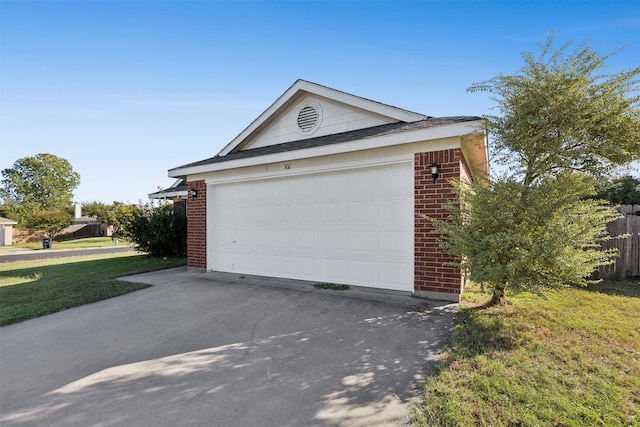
[596, 204, 640, 280]
[13, 223, 105, 243]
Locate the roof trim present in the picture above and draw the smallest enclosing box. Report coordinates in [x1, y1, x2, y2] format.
[170, 118, 482, 177]
[216, 79, 427, 157]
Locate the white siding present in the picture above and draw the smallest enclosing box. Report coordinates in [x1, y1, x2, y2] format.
[241, 95, 397, 150]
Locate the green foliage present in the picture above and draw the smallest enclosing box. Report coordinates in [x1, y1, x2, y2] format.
[314, 283, 350, 291]
[24, 209, 74, 239]
[83, 201, 143, 240]
[438, 175, 621, 299]
[438, 33, 640, 303]
[469, 33, 640, 185]
[130, 204, 187, 256]
[0, 154, 80, 219]
[0, 205, 20, 223]
[596, 175, 640, 205]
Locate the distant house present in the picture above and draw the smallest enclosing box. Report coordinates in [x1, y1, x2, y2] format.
[0, 217, 18, 246]
[168, 80, 488, 301]
[148, 179, 188, 216]
[148, 179, 188, 202]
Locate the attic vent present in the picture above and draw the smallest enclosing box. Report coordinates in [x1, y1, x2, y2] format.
[297, 105, 319, 132]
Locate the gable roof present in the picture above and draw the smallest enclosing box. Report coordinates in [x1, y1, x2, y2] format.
[216, 79, 427, 157]
[168, 80, 488, 179]
[171, 116, 479, 172]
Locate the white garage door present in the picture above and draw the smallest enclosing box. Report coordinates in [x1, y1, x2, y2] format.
[210, 163, 414, 291]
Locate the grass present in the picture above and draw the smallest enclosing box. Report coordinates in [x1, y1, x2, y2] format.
[1, 237, 120, 251]
[314, 282, 350, 291]
[414, 279, 640, 426]
[0, 252, 186, 326]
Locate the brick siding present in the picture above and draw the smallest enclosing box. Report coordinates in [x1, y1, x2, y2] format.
[414, 149, 465, 300]
[187, 180, 207, 269]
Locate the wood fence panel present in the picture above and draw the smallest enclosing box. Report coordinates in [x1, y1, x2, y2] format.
[596, 204, 640, 280]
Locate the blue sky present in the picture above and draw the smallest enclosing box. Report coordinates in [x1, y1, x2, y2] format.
[1, 1, 639, 204]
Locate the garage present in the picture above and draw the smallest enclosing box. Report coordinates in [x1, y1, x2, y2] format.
[210, 162, 414, 291]
[170, 80, 487, 301]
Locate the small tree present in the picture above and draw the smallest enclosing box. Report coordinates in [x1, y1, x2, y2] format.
[24, 209, 73, 240]
[1, 154, 80, 219]
[439, 34, 640, 304]
[439, 175, 621, 304]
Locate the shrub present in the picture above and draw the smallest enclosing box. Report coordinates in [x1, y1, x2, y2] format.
[130, 204, 186, 256]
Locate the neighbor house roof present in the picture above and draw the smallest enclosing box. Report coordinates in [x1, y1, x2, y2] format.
[148, 179, 188, 200]
[0, 216, 18, 225]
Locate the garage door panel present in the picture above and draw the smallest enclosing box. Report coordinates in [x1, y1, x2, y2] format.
[348, 200, 376, 223]
[379, 199, 412, 223]
[321, 258, 348, 280]
[210, 163, 413, 291]
[348, 259, 376, 283]
[274, 230, 295, 248]
[348, 230, 377, 252]
[321, 174, 344, 195]
[379, 261, 412, 287]
[379, 230, 412, 254]
[321, 202, 346, 224]
[321, 230, 346, 251]
[293, 256, 321, 279]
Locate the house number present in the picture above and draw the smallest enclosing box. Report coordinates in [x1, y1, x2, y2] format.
[283, 163, 291, 170]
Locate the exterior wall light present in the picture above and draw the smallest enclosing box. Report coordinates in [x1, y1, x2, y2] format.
[190, 188, 198, 199]
[430, 162, 441, 183]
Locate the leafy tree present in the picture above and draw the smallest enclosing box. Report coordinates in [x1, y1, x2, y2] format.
[24, 209, 73, 240]
[469, 34, 640, 186]
[0, 154, 80, 218]
[596, 175, 640, 205]
[439, 34, 640, 304]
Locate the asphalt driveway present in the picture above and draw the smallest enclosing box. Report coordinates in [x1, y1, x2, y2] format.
[0, 268, 457, 426]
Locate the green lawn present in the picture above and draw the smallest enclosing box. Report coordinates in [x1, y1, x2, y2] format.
[414, 280, 640, 426]
[0, 252, 186, 326]
[2, 237, 120, 251]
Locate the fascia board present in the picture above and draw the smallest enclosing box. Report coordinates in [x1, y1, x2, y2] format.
[148, 190, 187, 199]
[169, 121, 481, 178]
[303, 81, 425, 122]
[216, 80, 425, 157]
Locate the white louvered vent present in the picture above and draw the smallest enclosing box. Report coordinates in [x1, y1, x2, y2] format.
[297, 105, 319, 132]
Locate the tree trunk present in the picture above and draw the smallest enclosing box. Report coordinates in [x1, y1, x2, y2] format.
[488, 284, 506, 306]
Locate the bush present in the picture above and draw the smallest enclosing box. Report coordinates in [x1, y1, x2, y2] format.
[130, 204, 186, 256]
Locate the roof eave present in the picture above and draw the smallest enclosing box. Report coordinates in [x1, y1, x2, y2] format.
[170, 120, 483, 178]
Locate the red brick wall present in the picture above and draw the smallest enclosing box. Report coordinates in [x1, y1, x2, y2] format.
[187, 180, 207, 269]
[414, 149, 465, 300]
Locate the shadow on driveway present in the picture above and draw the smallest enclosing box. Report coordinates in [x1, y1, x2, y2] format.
[0, 268, 457, 427]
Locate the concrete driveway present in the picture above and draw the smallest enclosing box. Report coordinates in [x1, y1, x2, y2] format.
[0, 268, 457, 427]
